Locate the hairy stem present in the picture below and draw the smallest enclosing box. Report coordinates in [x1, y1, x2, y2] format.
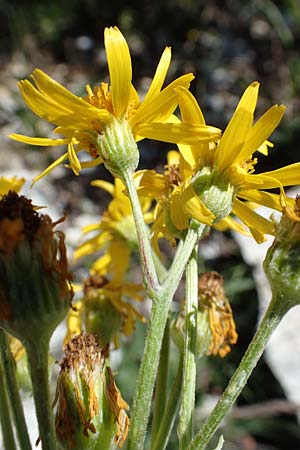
[25, 337, 57, 450]
[0, 330, 32, 450]
[178, 245, 198, 449]
[0, 361, 17, 450]
[127, 228, 200, 450]
[123, 170, 159, 293]
[151, 320, 170, 444]
[151, 354, 183, 450]
[187, 293, 290, 450]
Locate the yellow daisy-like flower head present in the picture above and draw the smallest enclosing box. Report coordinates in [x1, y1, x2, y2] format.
[139, 83, 300, 243]
[66, 274, 145, 348]
[74, 177, 152, 282]
[10, 27, 220, 182]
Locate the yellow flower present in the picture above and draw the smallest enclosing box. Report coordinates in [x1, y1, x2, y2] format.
[10, 27, 220, 183]
[74, 177, 152, 282]
[66, 274, 145, 347]
[138, 83, 300, 243]
[0, 176, 25, 197]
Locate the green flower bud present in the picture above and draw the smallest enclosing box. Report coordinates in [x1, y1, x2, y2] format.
[54, 333, 129, 450]
[0, 192, 72, 346]
[264, 198, 300, 310]
[171, 307, 212, 359]
[192, 167, 234, 222]
[97, 117, 139, 179]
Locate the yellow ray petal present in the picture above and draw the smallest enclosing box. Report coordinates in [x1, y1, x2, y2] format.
[129, 84, 141, 106]
[79, 156, 103, 169]
[182, 184, 215, 225]
[104, 26, 132, 118]
[74, 231, 112, 259]
[170, 183, 215, 229]
[167, 150, 180, 166]
[31, 69, 101, 115]
[141, 47, 171, 106]
[250, 163, 300, 189]
[216, 81, 259, 172]
[9, 134, 69, 147]
[0, 177, 25, 197]
[237, 189, 294, 212]
[18, 80, 71, 124]
[91, 253, 112, 275]
[131, 74, 194, 129]
[257, 140, 274, 156]
[232, 198, 274, 243]
[237, 105, 286, 162]
[107, 240, 131, 283]
[81, 223, 101, 234]
[177, 143, 197, 169]
[91, 179, 115, 196]
[136, 123, 221, 145]
[32, 152, 69, 185]
[215, 216, 250, 235]
[137, 170, 168, 199]
[169, 187, 189, 229]
[68, 140, 81, 176]
[176, 86, 205, 124]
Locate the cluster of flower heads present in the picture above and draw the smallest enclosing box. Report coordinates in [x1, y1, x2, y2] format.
[8, 26, 300, 350]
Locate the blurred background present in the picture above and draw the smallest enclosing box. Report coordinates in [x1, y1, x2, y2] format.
[1, 0, 300, 449]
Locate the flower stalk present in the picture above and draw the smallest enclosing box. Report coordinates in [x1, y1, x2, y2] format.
[178, 245, 199, 450]
[123, 170, 159, 294]
[125, 165, 204, 450]
[25, 337, 57, 450]
[0, 359, 17, 450]
[0, 330, 32, 450]
[151, 354, 183, 450]
[151, 320, 170, 442]
[187, 292, 290, 450]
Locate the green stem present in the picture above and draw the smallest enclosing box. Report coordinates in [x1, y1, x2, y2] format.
[0, 330, 32, 450]
[127, 227, 200, 450]
[152, 249, 168, 283]
[178, 245, 198, 449]
[151, 319, 170, 444]
[151, 354, 183, 450]
[123, 170, 159, 293]
[187, 292, 290, 450]
[0, 361, 17, 450]
[24, 337, 57, 450]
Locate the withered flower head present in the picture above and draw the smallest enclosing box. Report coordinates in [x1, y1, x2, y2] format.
[198, 271, 238, 357]
[0, 192, 72, 344]
[172, 271, 237, 358]
[54, 333, 129, 450]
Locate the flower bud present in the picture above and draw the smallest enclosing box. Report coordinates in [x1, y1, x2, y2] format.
[0, 192, 72, 345]
[264, 196, 300, 309]
[54, 333, 129, 450]
[97, 117, 139, 178]
[192, 167, 234, 223]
